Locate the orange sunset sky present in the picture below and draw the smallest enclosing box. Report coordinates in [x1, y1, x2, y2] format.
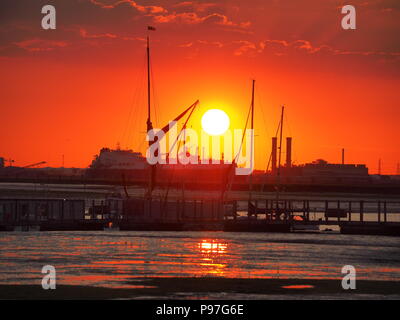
[0, 0, 399, 174]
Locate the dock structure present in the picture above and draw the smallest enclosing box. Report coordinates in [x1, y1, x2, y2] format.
[0, 198, 399, 236]
[227, 199, 400, 236]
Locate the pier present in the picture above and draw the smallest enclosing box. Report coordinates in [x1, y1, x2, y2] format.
[0, 198, 399, 236]
[225, 199, 400, 235]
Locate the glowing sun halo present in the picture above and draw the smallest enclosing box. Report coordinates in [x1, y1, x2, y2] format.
[201, 109, 230, 136]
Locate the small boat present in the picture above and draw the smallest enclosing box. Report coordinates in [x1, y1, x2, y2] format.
[292, 216, 319, 232]
[103, 222, 120, 231]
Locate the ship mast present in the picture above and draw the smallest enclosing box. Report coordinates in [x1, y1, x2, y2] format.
[146, 35, 153, 134]
[248, 80, 255, 202]
[276, 105, 284, 201]
[146, 28, 155, 199]
[222, 80, 253, 203]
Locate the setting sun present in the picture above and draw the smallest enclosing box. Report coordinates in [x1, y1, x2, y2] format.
[201, 109, 230, 136]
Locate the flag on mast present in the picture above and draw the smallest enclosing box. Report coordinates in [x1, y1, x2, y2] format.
[148, 26, 156, 31]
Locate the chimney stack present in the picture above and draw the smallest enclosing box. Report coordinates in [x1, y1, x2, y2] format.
[342, 148, 345, 165]
[286, 137, 292, 168]
[271, 137, 277, 174]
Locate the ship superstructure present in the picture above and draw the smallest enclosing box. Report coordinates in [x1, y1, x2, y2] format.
[89, 147, 147, 170]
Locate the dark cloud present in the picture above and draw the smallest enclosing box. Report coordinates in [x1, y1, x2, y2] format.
[0, 0, 398, 76]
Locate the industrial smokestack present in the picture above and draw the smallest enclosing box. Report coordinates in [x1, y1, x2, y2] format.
[286, 137, 292, 168]
[342, 148, 345, 165]
[271, 137, 277, 174]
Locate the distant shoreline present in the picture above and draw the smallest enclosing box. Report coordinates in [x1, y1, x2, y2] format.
[1, 176, 400, 196]
[1, 182, 400, 200]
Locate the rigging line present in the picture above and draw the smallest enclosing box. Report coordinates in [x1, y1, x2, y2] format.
[119, 89, 133, 147]
[255, 85, 272, 178]
[123, 52, 146, 148]
[225, 102, 252, 197]
[260, 112, 282, 192]
[275, 106, 285, 202]
[127, 47, 147, 147]
[165, 102, 199, 157]
[284, 111, 292, 137]
[129, 66, 146, 150]
[150, 61, 159, 127]
[260, 150, 273, 193]
[162, 103, 199, 206]
[126, 77, 143, 149]
[255, 87, 272, 140]
[283, 111, 296, 163]
[137, 75, 148, 151]
[233, 102, 252, 164]
[134, 53, 148, 148]
[269, 120, 281, 169]
[278, 107, 284, 171]
[123, 50, 146, 145]
[121, 99, 134, 147]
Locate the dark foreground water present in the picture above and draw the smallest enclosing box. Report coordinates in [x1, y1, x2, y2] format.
[0, 231, 399, 291]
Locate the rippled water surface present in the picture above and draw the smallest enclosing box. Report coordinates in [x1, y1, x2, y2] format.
[0, 231, 399, 288]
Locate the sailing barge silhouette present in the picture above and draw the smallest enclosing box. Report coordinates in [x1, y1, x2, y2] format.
[96, 31, 293, 232]
[1, 31, 400, 236]
[102, 31, 242, 231]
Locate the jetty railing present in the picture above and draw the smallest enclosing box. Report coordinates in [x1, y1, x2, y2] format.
[237, 199, 400, 225]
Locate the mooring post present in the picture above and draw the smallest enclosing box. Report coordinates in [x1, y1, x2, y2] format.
[92, 199, 95, 220]
[269, 199, 273, 220]
[285, 200, 288, 220]
[265, 199, 268, 220]
[337, 200, 341, 223]
[384, 201, 387, 223]
[378, 200, 381, 223]
[325, 200, 328, 223]
[348, 201, 352, 222]
[360, 201, 364, 223]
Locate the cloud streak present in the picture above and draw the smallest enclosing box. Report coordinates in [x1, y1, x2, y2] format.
[14, 39, 69, 52]
[153, 11, 250, 28]
[90, 0, 167, 13]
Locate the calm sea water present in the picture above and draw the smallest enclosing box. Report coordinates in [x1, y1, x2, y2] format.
[0, 231, 399, 290]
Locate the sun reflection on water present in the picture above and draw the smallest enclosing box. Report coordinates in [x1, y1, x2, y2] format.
[198, 240, 227, 255]
[194, 240, 229, 277]
[1, 232, 400, 288]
